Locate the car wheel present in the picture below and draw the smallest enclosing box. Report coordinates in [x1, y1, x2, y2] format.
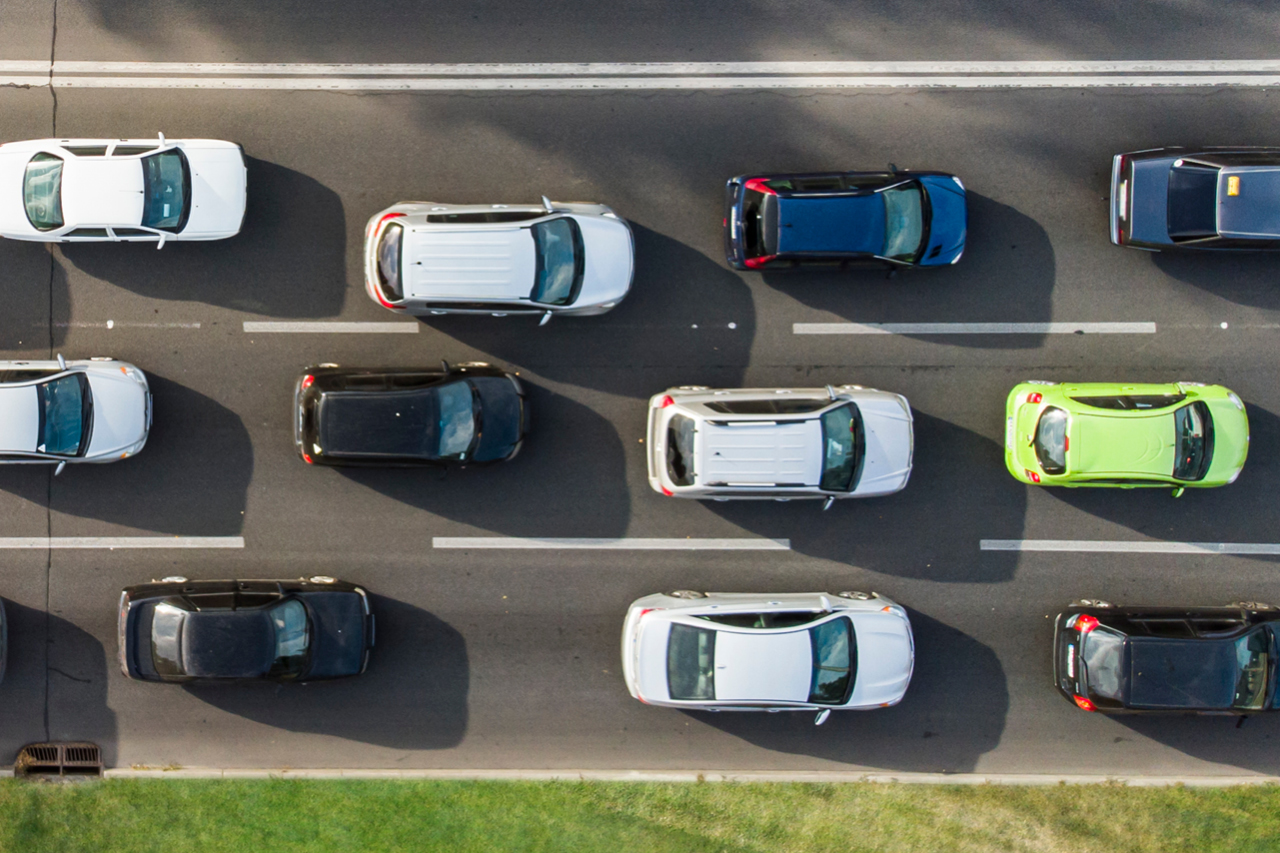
[668, 590, 707, 599]
[835, 591, 874, 600]
[1071, 599, 1115, 608]
[1229, 601, 1277, 611]
[1024, 380, 1059, 386]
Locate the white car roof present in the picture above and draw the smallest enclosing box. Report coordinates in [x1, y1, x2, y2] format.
[698, 420, 822, 486]
[714, 630, 812, 701]
[404, 227, 536, 301]
[61, 158, 143, 227]
[0, 386, 39, 452]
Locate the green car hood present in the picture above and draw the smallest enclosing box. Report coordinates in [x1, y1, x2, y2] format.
[1073, 414, 1174, 477]
[1203, 398, 1250, 483]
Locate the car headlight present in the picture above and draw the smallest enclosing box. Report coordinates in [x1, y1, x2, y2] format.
[951, 176, 965, 191]
[1228, 392, 1245, 411]
[1228, 468, 1242, 485]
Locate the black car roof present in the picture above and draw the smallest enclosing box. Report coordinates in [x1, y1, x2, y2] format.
[318, 388, 440, 457]
[1128, 637, 1237, 709]
[181, 610, 275, 678]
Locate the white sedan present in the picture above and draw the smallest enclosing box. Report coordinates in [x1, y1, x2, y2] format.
[621, 590, 914, 724]
[0, 356, 151, 472]
[0, 136, 247, 244]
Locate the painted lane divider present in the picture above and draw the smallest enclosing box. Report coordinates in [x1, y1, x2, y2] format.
[795, 322, 1157, 335]
[0, 537, 244, 549]
[242, 321, 419, 333]
[981, 539, 1280, 555]
[433, 537, 791, 550]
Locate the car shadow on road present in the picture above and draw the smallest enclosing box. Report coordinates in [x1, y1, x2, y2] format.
[762, 193, 1055, 349]
[1152, 252, 1280, 311]
[703, 411, 1025, 583]
[1045, 402, 1280, 558]
[418, 223, 756, 400]
[48, 373, 253, 536]
[0, 242, 68, 350]
[56, 158, 345, 318]
[184, 596, 467, 751]
[335, 382, 631, 538]
[686, 610, 1007, 772]
[1114, 715, 1280, 775]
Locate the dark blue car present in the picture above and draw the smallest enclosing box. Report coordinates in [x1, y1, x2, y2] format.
[723, 170, 967, 271]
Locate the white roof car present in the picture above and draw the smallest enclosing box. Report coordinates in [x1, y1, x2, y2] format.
[621, 590, 914, 723]
[364, 199, 634, 322]
[0, 357, 150, 470]
[0, 136, 247, 243]
[646, 385, 913, 505]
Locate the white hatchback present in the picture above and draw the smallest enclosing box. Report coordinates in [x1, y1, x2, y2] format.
[0, 136, 247, 244]
[646, 385, 913, 507]
[0, 356, 151, 471]
[621, 590, 915, 724]
[364, 199, 634, 323]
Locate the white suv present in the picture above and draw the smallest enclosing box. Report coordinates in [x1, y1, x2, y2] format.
[646, 385, 913, 506]
[364, 199, 634, 323]
[621, 590, 915, 724]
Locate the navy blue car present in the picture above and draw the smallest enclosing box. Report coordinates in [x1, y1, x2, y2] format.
[723, 170, 967, 271]
[1111, 147, 1280, 251]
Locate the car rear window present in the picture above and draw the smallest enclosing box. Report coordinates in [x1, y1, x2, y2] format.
[667, 624, 715, 700]
[1173, 401, 1213, 481]
[1082, 626, 1125, 702]
[666, 413, 696, 486]
[150, 602, 188, 678]
[1167, 162, 1220, 241]
[740, 190, 780, 259]
[1034, 406, 1068, 476]
[377, 223, 404, 300]
[808, 617, 855, 704]
[23, 153, 63, 231]
[819, 403, 863, 492]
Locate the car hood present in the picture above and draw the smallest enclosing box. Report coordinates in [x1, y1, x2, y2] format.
[714, 630, 812, 702]
[573, 214, 634, 308]
[918, 176, 967, 266]
[0, 386, 38, 452]
[62, 158, 145, 227]
[301, 592, 368, 679]
[1073, 413, 1174, 477]
[180, 610, 275, 678]
[848, 610, 914, 707]
[181, 146, 247, 236]
[0, 149, 39, 235]
[472, 376, 524, 462]
[1204, 397, 1250, 483]
[85, 371, 148, 457]
[852, 397, 914, 496]
[776, 195, 885, 255]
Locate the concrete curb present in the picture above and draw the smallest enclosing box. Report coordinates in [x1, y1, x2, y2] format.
[98, 768, 1280, 786]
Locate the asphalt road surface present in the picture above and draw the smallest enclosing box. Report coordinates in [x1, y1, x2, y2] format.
[0, 2, 1279, 775]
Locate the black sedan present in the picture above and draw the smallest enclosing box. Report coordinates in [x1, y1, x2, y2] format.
[118, 577, 374, 683]
[293, 362, 527, 467]
[723, 170, 967, 271]
[1111, 147, 1280, 250]
[1053, 601, 1278, 714]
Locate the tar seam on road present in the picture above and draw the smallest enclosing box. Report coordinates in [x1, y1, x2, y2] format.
[0, 537, 246, 549]
[982, 539, 1280, 555]
[794, 322, 1158, 335]
[433, 537, 792, 550]
[242, 321, 419, 333]
[4, 60, 1280, 90]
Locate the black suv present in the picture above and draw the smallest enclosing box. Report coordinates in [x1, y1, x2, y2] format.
[293, 362, 527, 468]
[118, 577, 374, 683]
[1053, 601, 1279, 714]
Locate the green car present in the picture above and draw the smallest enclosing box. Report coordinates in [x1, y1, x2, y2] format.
[1004, 381, 1249, 495]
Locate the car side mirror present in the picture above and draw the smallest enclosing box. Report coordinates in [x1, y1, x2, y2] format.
[1171, 486, 1186, 498]
[54, 461, 66, 477]
[822, 496, 835, 511]
[814, 709, 831, 726]
[156, 233, 167, 250]
[539, 311, 553, 327]
[541, 195, 554, 213]
[56, 354, 66, 370]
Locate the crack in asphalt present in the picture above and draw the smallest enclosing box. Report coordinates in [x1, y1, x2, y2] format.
[41, 0, 58, 745]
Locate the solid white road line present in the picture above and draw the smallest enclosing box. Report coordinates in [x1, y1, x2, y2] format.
[53, 321, 201, 329]
[101, 767, 1280, 786]
[242, 321, 419, 334]
[981, 539, 1280, 555]
[433, 537, 791, 550]
[0, 536, 244, 549]
[794, 322, 1157, 335]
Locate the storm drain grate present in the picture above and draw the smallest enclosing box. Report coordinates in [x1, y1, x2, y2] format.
[14, 742, 102, 778]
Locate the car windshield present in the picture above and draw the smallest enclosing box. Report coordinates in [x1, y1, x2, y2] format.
[36, 374, 88, 456]
[436, 381, 477, 458]
[140, 150, 191, 231]
[808, 617, 856, 704]
[269, 599, 310, 677]
[23, 153, 63, 231]
[531, 218, 584, 305]
[150, 602, 187, 678]
[1173, 402, 1213, 481]
[819, 403, 862, 492]
[1082, 626, 1125, 701]
[667, 624, 715, 700]
[1232, 628, 1272, 710]
[1034, 406, 1068, 476]
[881, 182, 925, 261]
[666, 413, 696, 486]
[377, 223, 404, 300]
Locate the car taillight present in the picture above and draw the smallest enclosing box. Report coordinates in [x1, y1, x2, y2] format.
[375, 211, 404, 231]
[1075, 615, 1099, 634]
[1073, 695, 1096, 711]
[660, 395, 674, 408]
[743, 178, 777, 195]
[301, 374, 315, 390]
[744, 254, 777, 269]
[638, 608, 655, 618]
[1025, 469, 1041, 483]
[1027, 393, 1042, 404]
[661, 486, 673, 496]
[302, 452, 313, 464]
[1063, 435, 1069, 452]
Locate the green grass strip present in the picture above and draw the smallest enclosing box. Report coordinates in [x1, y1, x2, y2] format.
[0, 779, 1278, 853]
